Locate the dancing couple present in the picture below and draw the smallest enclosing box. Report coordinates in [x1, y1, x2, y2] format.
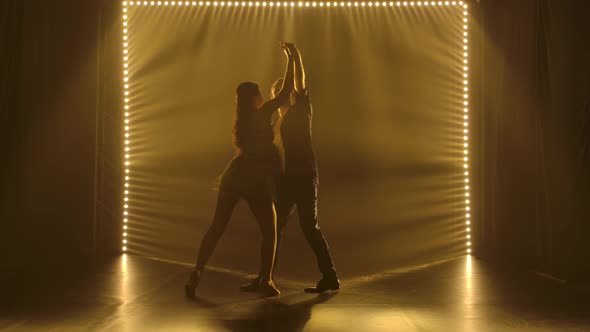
[185, 42, 339, 298]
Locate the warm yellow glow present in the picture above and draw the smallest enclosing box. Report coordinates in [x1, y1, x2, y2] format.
[122, 0, 474, 257]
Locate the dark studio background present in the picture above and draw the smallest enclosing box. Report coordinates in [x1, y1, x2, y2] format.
[1, 0, 589, 285]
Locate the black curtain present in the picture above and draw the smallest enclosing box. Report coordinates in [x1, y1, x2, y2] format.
[0, 0, 120, 280]
[475, 0, 590, 282]
[1, 0, 24, 280]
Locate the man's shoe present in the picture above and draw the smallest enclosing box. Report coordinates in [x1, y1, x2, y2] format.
[258, 279, 281, 297]
[184, 269, 202, 299]
[304, 275, 340, 293]
[239, 276, 261, 292]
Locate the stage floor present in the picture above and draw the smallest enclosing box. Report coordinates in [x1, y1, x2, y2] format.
[2, 255, 589, 332]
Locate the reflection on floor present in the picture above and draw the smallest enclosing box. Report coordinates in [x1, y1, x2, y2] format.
[2, 255, 589, 332]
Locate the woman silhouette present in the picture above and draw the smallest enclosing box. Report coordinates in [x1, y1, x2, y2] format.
[185, 42, 295, 298]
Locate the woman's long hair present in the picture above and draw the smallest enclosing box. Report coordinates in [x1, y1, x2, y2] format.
[233, 82, 260, 152]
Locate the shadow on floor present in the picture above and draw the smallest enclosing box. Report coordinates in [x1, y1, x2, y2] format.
[193, 292, 338, 332]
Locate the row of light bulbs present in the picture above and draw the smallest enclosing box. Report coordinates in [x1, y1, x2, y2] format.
[123, 0, 467, 7]
[122, 16, 131, 251]
[460, 9, 471, 254]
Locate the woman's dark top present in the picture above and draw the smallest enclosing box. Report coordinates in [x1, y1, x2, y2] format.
[219, 100, 284, 197]
[237, 101, 283, 175]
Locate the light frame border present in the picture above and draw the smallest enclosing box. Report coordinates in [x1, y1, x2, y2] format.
[120, 0, 472, 255]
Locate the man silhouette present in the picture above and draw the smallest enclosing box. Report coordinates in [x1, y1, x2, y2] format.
[241, 43, 340, 293]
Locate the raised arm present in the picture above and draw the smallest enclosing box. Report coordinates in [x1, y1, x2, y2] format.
[262, 43, 295, 111]
[292, 45, 306, 94]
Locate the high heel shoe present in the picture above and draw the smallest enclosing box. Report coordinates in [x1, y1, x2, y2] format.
[258, 279, 280, 297]
[184, 269, 202, 299]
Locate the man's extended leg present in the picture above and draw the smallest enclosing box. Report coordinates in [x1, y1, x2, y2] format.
[295, 177, 339, 292]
